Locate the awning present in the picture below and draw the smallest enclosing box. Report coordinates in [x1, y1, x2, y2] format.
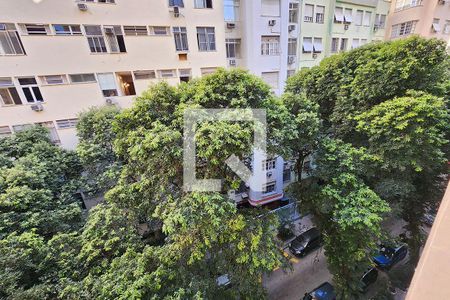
[334, 8, 344, 22]
[302, 38, 313, 52]
[344, 10, 353, 23]
[313, 38, 323, 52]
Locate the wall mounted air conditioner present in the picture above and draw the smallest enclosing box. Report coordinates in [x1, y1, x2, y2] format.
[312, 53, 318, 59]
[288, 24, 296, 32]
[267, 171, 273, 178]
[268, 20, 276, 26]
[77, 3, 88, 11]
[31, 104, 44, 112]
[229, 59, 236, 66]
[227, 23, 236, 29]
[104, 26, 114, 34]
[288, 55, 296, 64]
[344, 24, 349, 30]
[105, 98, 116, 105]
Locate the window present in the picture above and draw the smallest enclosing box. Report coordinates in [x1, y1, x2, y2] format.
[444, 20, 450, 34]
[56, 118, 79, 129]
[116, 72, 136, 96]
[224, 0, 240, 21]
[104, 26, 126, 53]
[201, 67, 217, 75]
[195, 0, 212, 8]
[169, 0, 184, 7]
[261, 0, 280, 16]
[391, 20, 417, 38]
[261, 35, 280, 55]
[339, 38, 348, 52]
[0, 126, 12, 138]
[334, 7, 343, 23]
[41, 75, 67, 85]
[18, 77, 43, 103]
[12, 124, 32, 133]
[352, 38, 360, 49]
[304, 4, 314, 22]
[432, 19, 441, 33]
[283, 169, 291, 182]
[262, 158, 277, 170]
[123, 26, 148, 36]
[69, 73, 96, 83]
[313, 37, 323, 53]
[159, 69, 176, 78]
[0, 77, 21, 106]
[395, 0, 422, 11]
[261, 72, 279, 89]
[226, 38, 241, 58]
[355, 10, 363, 26]
[133, 70, 156, 80]
[150, 26, 170, 35]
[37, 121, 60, 144]
[344, 8, 352, 23]
[302, 37, 313, 53]
[23, 24, 50, 35]
[197, 27, 216, 51]
[262, 182, 276, 194]
[173, 27, 188, 51]
[53, 24, 82, 35]
[179, 69, 192, 82]
[289, 3, 299, 23]
[97, 73, 118, 97]
[315, 5, 325, 23]
[360, 39, 367, 45]
[331, 38, 339, 53]
[363, 11, 372, 26]
[288, 38, 297, 56]
[84, 25, 107, 53]
[375, 14, 386, 29]
[0, 23, 25, 55]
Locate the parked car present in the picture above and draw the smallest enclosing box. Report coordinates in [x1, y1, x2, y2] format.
[303, 282, 336, 300]
[360, 267, 378, 292]
[289, 227, 322, 257]
[373, 244, 408, 270]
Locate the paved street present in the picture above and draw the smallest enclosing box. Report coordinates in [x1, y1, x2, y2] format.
[264, 248, 332, 300]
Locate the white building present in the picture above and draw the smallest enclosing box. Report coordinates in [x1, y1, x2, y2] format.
[224, 0, 296, 95]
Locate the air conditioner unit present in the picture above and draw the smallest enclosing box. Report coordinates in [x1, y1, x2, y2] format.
[312, 53, 318, 59]
[227, 23, 236, 29]
[267, 171, 273, 178]
[229, 59, 236, 66]
[268, 20, 276, 26]
[173, 6, 180, 17]
[104, 26, 114, 34]
[344, 24, 349, 30]
[77, 3, 88, 11]
[31, 103, 44, 112]
[105, 98, 116, 105]
[438, 0, 446, 4]
[288, 55, 296, 64]
[373, 25, 379, 31]
[288, 24, 296, 32]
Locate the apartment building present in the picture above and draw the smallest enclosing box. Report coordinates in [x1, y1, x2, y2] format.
[224, 0, 293, 95]
[386, 0, 450, 44]
[0, 0, 226, 149]
[298, 0, 390, 69]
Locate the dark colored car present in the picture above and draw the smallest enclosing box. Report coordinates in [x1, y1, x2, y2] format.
[289, 227, 322, 257]
[373, 244, 408, 270]
[360, 267, 378, 292]
[303, 282, 336, 300]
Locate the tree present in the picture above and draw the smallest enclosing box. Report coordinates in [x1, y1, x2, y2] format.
[106, 69, 288, 298]
[298, 138, 389, 298]
[0, 126, 84, 298]
[77, 106, 121, 194]
[355, 91, 449, 263]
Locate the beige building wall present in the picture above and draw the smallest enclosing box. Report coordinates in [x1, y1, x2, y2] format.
[385, 0, 450, 42]
[0, 0, 227, 149]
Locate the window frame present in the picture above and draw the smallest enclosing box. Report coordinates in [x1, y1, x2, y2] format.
[197, 27, 216, 51]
